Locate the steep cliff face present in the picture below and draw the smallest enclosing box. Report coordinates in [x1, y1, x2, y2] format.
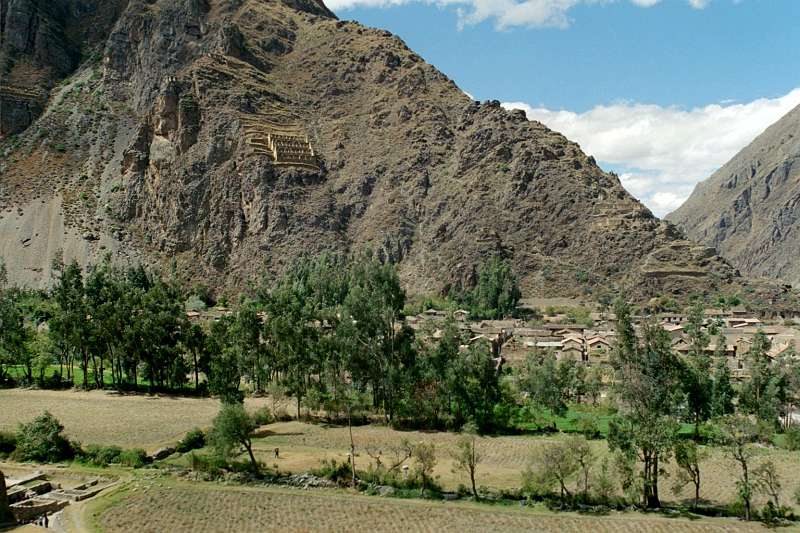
[0, 0, 792, 308]
[0, 0, 130, 135]
[668, 104, 800, 286]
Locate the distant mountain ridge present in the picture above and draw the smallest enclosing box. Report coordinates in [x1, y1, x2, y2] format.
[0, 0, 796, 312]
[668, 104, 800, 286]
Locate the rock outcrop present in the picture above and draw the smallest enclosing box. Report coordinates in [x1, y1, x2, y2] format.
[0, 0, 130, 135]
[668, 104, 800, 286]
[0, 0, 795, 309]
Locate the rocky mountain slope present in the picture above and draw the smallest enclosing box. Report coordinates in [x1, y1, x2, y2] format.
[0, 0, 793, 308]
[668, 104, 800, 286]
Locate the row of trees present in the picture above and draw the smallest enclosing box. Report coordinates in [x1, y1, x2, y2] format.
[0, 254, 518, 432]
[0, 259, 190, 391]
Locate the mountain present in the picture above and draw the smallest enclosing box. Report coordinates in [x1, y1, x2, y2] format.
[668, 104, 800, 286]
[0, 0, 793, 308]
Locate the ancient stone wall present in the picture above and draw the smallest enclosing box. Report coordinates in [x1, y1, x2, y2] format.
[0, 470, 15, 525]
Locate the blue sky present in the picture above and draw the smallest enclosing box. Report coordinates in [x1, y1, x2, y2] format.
[325, 0, 800, 215]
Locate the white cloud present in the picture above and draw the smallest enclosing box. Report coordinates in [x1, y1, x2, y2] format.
[325, 0, 714, 29]
[503, 88, 800, 217]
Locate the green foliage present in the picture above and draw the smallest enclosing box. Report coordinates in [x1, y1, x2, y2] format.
[252, 407, 273, 426]
[782, 425, 800, 451]
[209, 403, 259, 472]
[450, 424, 481, 498]
[522, 436, 594, 505]
[519, 352, 568, 418]
[402, 294, 457, 316]
[413, 442, 437, 495]
[672, 440, 707, 508]
[312, 458, 353, 484]
[710, 356, 736, 417]
[80, 444, 122, 466]
[609, 300, 684, 508]
[739, 330, 782, 427]
[190, 452, 227, 477]
[715, 415, 764, 521]
[463, 257, 521, 319]
[575, 415, 601, 440]
[120, 448, 148, 468]
[176, 428, 206, 454]
[14, 411, 74, 463]
[184, 295, 207, 311]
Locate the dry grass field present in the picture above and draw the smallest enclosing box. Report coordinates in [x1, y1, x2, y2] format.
[0, 389, 269, 451]
[250, 422, 800, 510]
[91, 479, 769, 533]
[1, 389, 799, 515]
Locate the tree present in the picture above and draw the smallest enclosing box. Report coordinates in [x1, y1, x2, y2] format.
[715, 415, 763, 521]
[681, 301, 713, 437]
[15, 412, 73, 463]
[609, 301, 684, 508]
[585, 365, 605, 406]
[593, 457, 616, 504]
[450, 423, 482, 498]
[183, 323, 208, 391]
[710, 357, 736, 417]
[0, 289, 31, 383]
[466, 257, 521, 319]
[209, 403, 259, 473]
[672, 440, 707, 509]
[413, 442, 437, 496]
[608, 414, 679, 509]
[519, 351, 568, 420]
[569, 436, 595, 501]
[753, 461, 782, 509]
[523, 438, 580, 504]
[207, 316, 245, 404]
[739, 330, 779, 426]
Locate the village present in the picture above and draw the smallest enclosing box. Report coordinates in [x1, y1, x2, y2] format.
[404, 301, 800, 380]
[185, 297, 800, 383]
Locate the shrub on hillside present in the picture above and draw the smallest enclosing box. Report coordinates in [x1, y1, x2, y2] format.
[176, 428, 206, 453]
[13, 411, 74, 463]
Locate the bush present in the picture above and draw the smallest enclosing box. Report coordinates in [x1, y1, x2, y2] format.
[176, 428, 206, 453]
[14, 411, 74, 463]
[185, 295, 207, 312]
[312, 458, 353, 485]
[0, 431, 17, 456]
[120, 448, 148, 468]
[190, 452, 227, 477]
[576, 416, 601, 439]
[81, 444, 123, 466]
[782, 425, 800, 451]
[252, 407, 273, 426]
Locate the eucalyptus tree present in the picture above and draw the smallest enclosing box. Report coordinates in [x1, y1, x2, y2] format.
[609, 299, 684, 508]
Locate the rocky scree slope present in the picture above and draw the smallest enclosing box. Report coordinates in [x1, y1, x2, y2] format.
[668, 104, 800, 287]
[0, 0, 792, 308]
